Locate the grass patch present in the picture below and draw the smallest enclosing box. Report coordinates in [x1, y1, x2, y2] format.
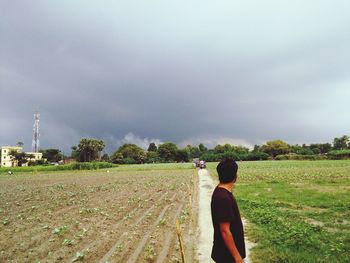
[112, 162, 193, 171]
[0, 162, 115, 174]
[207, 160, 350, 263]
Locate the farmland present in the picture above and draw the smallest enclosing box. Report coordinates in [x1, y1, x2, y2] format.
[0, 164, 197, 262]
[1, 160, 349, 263]
[207, 160, 350, 263]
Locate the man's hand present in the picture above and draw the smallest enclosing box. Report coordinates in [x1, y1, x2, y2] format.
[219, 222, 243, 261]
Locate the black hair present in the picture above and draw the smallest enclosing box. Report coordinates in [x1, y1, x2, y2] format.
[216, 158, 238, 183]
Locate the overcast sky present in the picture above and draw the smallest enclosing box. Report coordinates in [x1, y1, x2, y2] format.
[1, 1, 349, 153]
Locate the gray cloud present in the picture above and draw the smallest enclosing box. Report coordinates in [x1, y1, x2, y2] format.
[1, 1, 349, 153]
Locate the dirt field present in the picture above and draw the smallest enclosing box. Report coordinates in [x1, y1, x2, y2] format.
[0, 168, 198, 262]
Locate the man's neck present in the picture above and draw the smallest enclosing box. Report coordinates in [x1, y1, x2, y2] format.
[218, 182, 234, 192]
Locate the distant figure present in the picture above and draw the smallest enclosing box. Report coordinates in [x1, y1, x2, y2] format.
[211, 159, 245, 263]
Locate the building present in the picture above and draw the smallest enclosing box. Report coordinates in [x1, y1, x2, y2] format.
[0, 146, 43, 167]
[24, 152, 43, 166]
[1, 146, 22, 167]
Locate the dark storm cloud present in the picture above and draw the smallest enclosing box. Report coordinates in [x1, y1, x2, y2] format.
[1, 1, 349, 153]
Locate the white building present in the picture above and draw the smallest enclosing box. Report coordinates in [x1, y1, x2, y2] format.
[0, 146, 43, 167]
[24, 152, 43, 166]
[1, 146, 22, 167]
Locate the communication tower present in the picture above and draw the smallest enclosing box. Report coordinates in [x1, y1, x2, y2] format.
[32, 111, 40, 153]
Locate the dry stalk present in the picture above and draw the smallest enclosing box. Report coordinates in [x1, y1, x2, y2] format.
[176, 219, 186, 263]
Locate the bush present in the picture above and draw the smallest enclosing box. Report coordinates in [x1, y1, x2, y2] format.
[244, 152, 270, 161]
[201, 151, 269, 162]
[28, 160, 47, 166]
[327, 150, 350, 160]
[59, 161, 114, 170]
[122, 157, 138, 164]
[275, 154, 327, 160]
[0, 162, 115, 173]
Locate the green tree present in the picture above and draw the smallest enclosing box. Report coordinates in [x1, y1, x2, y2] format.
[232, 146, 249, 154]
[71, 146, 79, 159]
[110, 152, 123, 164]
[115, 144, 146, 164]
[40, 148, 63, 162]
[198, 143, 208, 153]
[252, 145, 262, 152]
[214, 144, 233, 154]
[261, 140, 290, 157]
[297, 147, 314, 155]
[184, 145, 201, 159]
[146, 151, 161, 163]
[9, 150, 29, 167]
[158, 142, 178, 162]
[175, 149, 189, 162]
[101, 153, 110, 162]
[333, 135, 349, 150]
[319, 143, 332, 154]
[73, 138, 105, 162]
[147, 142, 157, 152]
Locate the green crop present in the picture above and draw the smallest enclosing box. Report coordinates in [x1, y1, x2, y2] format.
[208, 160, 350, 263]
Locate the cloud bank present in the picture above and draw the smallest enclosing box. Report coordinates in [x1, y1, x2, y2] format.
[1, 1, 349, 153]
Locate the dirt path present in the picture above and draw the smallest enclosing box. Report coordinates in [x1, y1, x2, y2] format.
[197, 169, 254, 263]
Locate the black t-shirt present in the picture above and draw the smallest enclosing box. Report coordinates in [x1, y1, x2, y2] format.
[211, 186, 246, 262]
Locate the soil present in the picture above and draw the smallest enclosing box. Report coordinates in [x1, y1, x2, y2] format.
[0, 169, 198, 263]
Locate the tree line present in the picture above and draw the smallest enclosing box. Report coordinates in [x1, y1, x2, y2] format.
[38, 135, 350, 164]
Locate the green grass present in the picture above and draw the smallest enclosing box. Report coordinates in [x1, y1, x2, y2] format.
[0, 162, 192, 175]
[112, 162, 193, 171]
[207, 160, 350, 263]
[0, 162, 115, 174]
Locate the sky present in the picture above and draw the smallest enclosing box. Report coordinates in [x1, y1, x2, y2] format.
[0, 1, 349, 154]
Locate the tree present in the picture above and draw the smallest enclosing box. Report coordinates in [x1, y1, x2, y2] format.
[147, 142, 157, 152]
[252, 145, 262, 152]
[115, 144, 146, 164]
[110, 152, 123, 164]
[9, 150, 29, 167]
[290, 144, 302, 154]
[158, 142, 178, 162]
[71, 146, 80, 159]
[146, 151, 161, 163]
[175, 149, 189, 162]
[261, 140, 290, 157]
[40, 149, 63, 162]
[319, 143, 332, 154]
[16, 142, 24, 147]
[101, 153, 110, 162]
[184, 145, 201, 159]
[214, 144, 233, 154]
[72, 138, 105, 162]
[198, 143, 208, 153]
[232, 146, 249, 154]
[333, 135, 349, 150]
[297, 148, 314, 155]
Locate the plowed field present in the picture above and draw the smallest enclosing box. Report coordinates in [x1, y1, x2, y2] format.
[0, 167, 198, 262]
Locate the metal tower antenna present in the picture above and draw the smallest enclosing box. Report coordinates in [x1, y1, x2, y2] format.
[32, 111, 40, 153]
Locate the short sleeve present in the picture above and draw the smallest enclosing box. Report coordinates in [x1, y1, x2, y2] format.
[216, 196, 234, 223]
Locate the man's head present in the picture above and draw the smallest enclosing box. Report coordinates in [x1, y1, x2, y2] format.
[216, 158, 238, 184]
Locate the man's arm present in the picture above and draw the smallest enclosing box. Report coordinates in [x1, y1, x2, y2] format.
[220, 222, 243, 263]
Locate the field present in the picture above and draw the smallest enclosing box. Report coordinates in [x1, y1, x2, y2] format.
[0, 164, 198, 263]
[1, 160, 349, 263]
[207, 160, 350, 263]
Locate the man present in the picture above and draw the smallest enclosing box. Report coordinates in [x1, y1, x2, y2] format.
[211, 158, 245, 263]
